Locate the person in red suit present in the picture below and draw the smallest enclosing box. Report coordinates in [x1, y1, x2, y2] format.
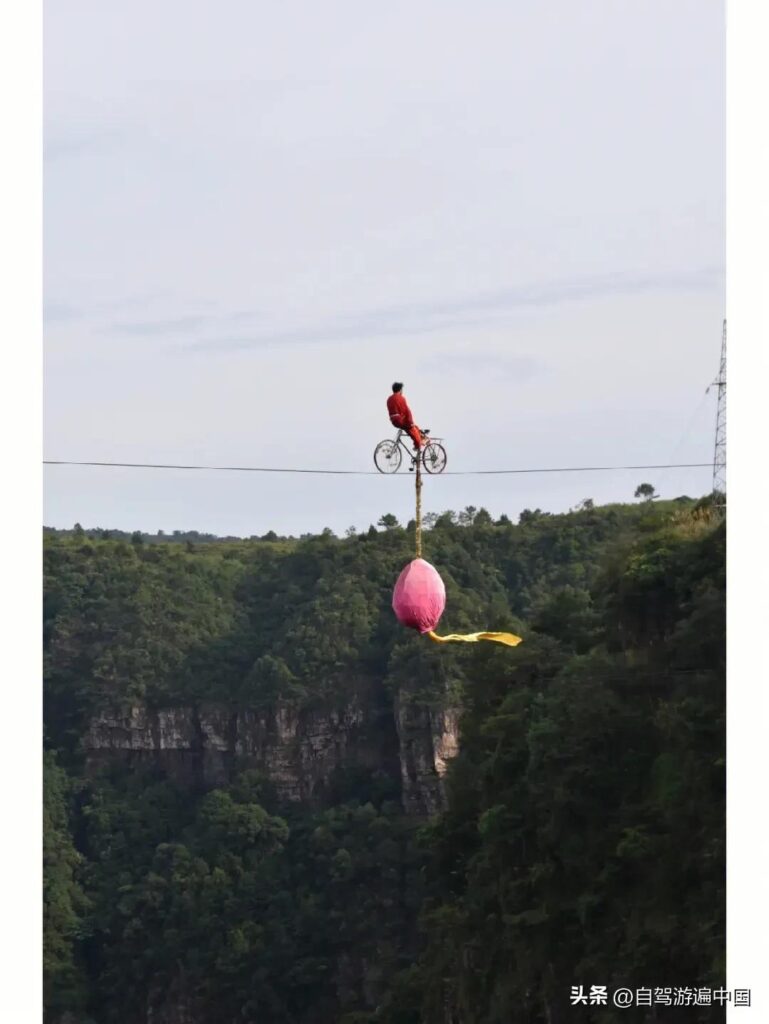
[386, 382, 426, 451]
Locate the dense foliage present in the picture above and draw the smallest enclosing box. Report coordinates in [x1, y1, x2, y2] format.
[43, 498, 725, 1023]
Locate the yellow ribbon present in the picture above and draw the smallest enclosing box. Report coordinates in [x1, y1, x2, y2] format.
[414, 464, 522, 649]
[427, 630, 523, 647]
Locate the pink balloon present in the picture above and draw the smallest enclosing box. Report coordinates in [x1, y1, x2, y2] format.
[392, 558, 446, 634]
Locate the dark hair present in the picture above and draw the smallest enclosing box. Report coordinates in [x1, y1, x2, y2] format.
[392, 382, 403, 392]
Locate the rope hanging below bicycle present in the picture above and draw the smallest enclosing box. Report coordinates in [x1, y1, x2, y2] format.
[390, 452, 522, 648]
[415, 461, 423, 559]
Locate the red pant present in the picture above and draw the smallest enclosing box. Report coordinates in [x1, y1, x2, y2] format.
[390, 415, 423, 448]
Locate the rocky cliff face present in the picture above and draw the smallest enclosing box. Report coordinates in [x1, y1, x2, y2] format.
[83, 691, 460, 815]
[80, 690, 460, 1023]
[393, 696, 460, 815]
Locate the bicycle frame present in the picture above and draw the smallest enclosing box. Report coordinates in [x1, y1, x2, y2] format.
[391, 430, 419, 463]
[375, 430, 446, 475]
[391, 430, 441, 464]
[392, 429, 444, 450]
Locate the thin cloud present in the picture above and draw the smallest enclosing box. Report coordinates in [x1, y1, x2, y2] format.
[422, 352, 544, 381]
[109, 310, 260, 336]
[44, 302, 82, 324]
[44, 292, 178, 329]
[44, 123, 129, 162]
[184, 266, 723, 353]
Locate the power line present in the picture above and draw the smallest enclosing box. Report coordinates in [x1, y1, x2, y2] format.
[449, 463, 710, 477]
[44, 459, 711, 477]
[44, 460, 369, 476]
[668, 387, 713, 463]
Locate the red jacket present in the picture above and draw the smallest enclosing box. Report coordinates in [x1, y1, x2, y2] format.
[387, 392, 413, 425]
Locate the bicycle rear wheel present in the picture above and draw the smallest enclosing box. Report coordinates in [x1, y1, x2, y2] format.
[374, 440, 403, 474]
[422, 441, 447, 474]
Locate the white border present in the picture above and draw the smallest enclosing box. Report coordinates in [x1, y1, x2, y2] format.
[0, 0, 43, 1019]
[726, 0, 768, 1019]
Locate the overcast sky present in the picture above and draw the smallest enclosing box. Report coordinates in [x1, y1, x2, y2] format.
[44, 0, 724, 536]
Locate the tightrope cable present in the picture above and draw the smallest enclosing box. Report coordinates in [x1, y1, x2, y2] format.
[44, 460, 711, 477]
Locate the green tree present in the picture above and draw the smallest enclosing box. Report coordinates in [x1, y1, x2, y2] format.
[634, 482, 658, 501]
[377, 514, 400, 530]
[42, 498, 724, 1023]
[43, 753, 88, 1016]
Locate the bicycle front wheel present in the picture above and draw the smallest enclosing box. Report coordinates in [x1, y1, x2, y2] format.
[422, 441, 447, 474]
[374, 440, 403, 474]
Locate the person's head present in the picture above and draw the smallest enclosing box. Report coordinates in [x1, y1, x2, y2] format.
[392, 382, 403, 393]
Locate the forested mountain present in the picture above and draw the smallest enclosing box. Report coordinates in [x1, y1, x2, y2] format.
[43, 497, 725, 1024]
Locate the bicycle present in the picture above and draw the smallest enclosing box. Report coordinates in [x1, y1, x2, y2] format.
[374, 429, 447, 474]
